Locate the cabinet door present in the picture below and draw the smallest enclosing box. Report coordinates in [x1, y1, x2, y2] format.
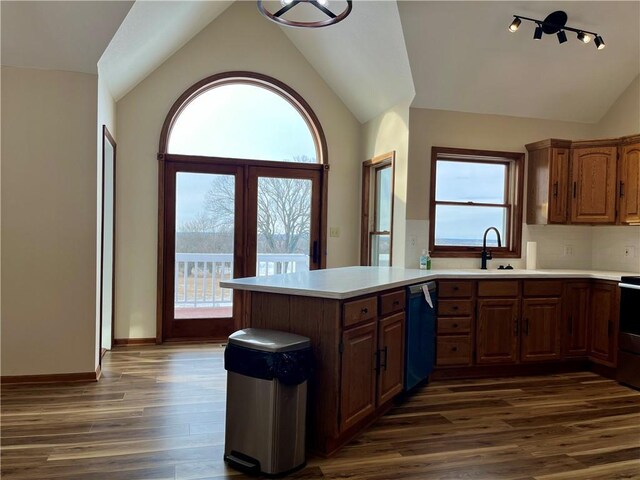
[589, 282, 619, 366]
[477, 299, 520, 364]
[570, 146, 617, 223]
[549, 148, 570, 223]
[521, 298, 562, 362]
[619, 143, 640, 224]
[564, 282, 590, 357]
[340, 321, 377, 431]
[377, 312, 405, 405]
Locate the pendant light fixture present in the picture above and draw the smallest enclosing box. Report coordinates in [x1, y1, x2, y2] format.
[257, 0, 352, 28]
[508, 10, 605, 50]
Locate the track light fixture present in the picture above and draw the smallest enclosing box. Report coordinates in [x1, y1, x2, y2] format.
[533, 25, 543, 40]
[508, 10, 605, 50]
[258, 0, 352, 28]
[557, 30, 567, 44]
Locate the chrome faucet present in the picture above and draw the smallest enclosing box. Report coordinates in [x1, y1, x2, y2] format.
[481, 227, 502, 270]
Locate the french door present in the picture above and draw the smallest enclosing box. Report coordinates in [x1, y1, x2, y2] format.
[161, 156, 325, 341]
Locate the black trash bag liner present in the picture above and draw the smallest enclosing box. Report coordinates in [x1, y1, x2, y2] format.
[224, 343, 313, 386]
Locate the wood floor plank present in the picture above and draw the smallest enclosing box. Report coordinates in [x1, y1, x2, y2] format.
[1, 344, 639, 480]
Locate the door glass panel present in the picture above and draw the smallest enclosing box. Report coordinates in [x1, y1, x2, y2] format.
[175, 172, 235, 319]
[256, 177, 311, 275]
[375, 166, 392, 232]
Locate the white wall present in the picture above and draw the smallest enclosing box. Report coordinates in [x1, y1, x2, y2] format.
[1, 66, 98, 376]
[360, 100, 412, 267]
[97, 72, 116, 358]
[115, 2, 361, 340]
[595, 75, 640, 138]
[405, 107, 596, 269]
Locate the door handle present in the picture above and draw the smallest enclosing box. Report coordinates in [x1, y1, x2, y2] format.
[312, 240, 319, 265]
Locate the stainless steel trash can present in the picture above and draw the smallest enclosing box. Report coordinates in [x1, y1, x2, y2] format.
[223, 328, 312, 477]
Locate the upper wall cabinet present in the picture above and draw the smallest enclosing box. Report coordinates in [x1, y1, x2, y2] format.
[525, 139, 571, 224]
[619, 141, 640, 224]
[570, 142, 617, 224]
[526, 134, 640, 225]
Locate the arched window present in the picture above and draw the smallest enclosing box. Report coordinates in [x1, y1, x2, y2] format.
[159, 72, 326, 163]
[157, 72, 327, 342]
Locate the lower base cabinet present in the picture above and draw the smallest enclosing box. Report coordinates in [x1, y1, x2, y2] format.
[521, 297, 562, 362]
[589, 282, 619, 366]
[377, 313, 405, 405]
[564, 282, 590, 357]
[339, 321, 377, 431]
[476, 299, 520, 364]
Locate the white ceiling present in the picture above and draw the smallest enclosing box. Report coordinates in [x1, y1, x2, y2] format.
[280, 0, 415, 122]
[1, 1, 638, 124]
[0, 1, 133, 75]
[398, 1, 640, 123]
[99, 1, 233, 100]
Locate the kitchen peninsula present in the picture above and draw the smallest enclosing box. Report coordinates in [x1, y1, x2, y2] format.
[221, 266, 630, 456]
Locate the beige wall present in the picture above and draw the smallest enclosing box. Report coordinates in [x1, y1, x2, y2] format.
[595, 75, 640, 138]
[1, 66, 98, 376]
[115, 2, 361, 339]
[361, 101, 412, 267]
[97, 73, 117, 358]
[405, 108, 596, 269]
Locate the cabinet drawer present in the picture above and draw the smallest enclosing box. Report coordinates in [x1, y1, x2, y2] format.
[478, 280, 519, 297]
[438, 281, 473, 298]
[437, 336, 472, 366]
[379, 290, 405, 316]
[343, 296, 377, 328]
[523, 280, 563, 297]
[437, 317, 471, 335]
[438, 299, 473, 316]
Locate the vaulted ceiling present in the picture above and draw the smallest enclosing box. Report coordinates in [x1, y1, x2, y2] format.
[1, 1, 638, 124]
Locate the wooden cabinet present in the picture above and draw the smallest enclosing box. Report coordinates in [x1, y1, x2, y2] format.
[563, 282, 590, 357]
[339, 321, 377, 431]
[476, 298, 520, 364]
[436, 281, 474, 367]
[619, 142, 640, 224]
[589, 282, 619, 367]
[521, 298, 562, 362]
[526, 134, 639, 225]
[377, 312, 405, 405]
[525, 140, 571, 224]
[570, 145, 618, 223]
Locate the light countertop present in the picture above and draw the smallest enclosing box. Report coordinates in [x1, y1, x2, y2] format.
[220, 266, 637, 300]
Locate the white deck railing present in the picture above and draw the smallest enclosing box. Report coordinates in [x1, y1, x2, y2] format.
[175, 253, 309, 308]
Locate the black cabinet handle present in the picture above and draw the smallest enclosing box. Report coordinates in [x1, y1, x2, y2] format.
[514, 317, 519, 336]
[553, 182, 558, 198]
[453, 286, 459, 291]
[620, 181, 625, 198]
[451, 346, 458, 352]
[573, 181, 577, 198]
[381, 347, 388, 371]
[525, 318, 529, 336]
[453, 323, 458, 328]
[452, 306, 459, 310]
[393, 300, 399, 306]
[361, 307, 368, 315]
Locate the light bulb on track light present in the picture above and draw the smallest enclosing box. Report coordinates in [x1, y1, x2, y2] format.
[594, 35, 605, 50]
[509, 17, 521, 32]
[577, 31, 591, 43]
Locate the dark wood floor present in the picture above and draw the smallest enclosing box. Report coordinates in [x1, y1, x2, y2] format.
[2, 345, 639, 479]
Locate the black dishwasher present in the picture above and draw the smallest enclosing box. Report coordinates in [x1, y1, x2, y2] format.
[404, 282, 437, 391]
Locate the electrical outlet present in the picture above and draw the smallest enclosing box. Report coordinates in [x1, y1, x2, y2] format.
[624, 246, 636, 258]
[409, 235, 416, 247]
[563, 245, 574, 256]
[329, 227, 340, 238]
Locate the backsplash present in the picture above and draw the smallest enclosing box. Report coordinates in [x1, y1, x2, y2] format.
[405, 220, 640, 273]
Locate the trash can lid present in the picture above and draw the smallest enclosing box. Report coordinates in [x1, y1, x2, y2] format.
[228, 328, 310, 353]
